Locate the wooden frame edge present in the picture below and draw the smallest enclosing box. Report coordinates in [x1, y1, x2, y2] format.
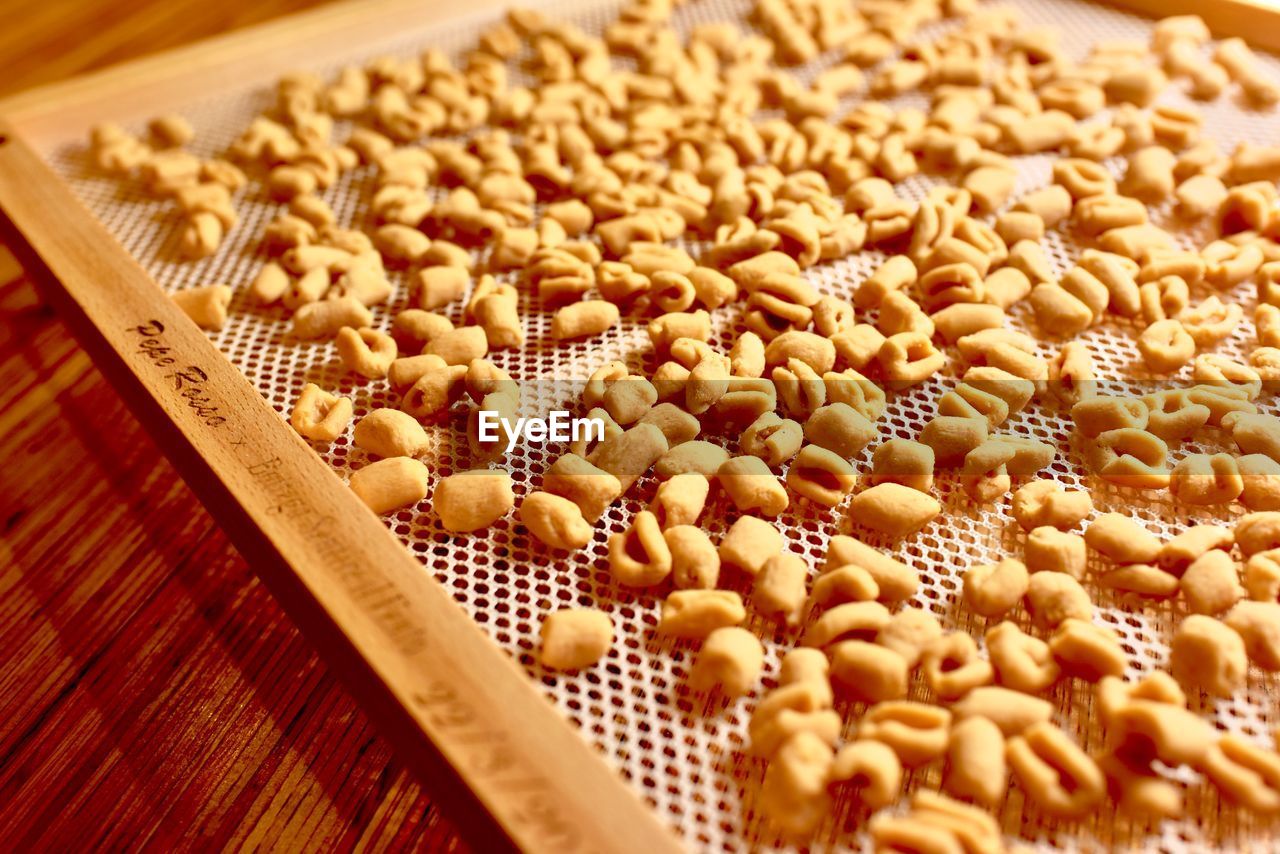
[0, 123, 681, 854]
[0, 0, 517, 144]
[1101, 0, 1280, 52]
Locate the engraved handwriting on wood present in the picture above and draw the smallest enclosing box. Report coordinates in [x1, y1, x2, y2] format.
[413, 681, 585, 852]
[125, 317, 428, 657]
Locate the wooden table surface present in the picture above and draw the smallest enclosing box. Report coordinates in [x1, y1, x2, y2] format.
[0, 2, 465, 849]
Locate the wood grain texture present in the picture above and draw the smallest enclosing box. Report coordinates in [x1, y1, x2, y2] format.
[0, 275, 466, 851]
[0, 0, 460, 848]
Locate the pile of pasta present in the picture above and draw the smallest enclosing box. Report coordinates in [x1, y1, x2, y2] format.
[88, 0, 1280, 846]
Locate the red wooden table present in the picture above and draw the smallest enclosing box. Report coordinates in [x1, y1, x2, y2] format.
[0, 2, 465, 848]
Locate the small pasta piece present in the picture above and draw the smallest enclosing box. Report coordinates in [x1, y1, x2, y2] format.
[828, 739, 902, 810]
[539, 608, 613, 670]
[1176, 173, 1228, 219]
[718, 455, 789, 517]
[964, 166, 1017, 212]
[1087, 428, 1172, 490]
[1098, 559, 1179, 598]
[1026, 527, 1088, 579]
[392, 309, 452, 351]
[434, 469, 514, 532]
[1236, 511, 1280, 556]
[803, 403, 876, 458]
[665, 525, 720, 590]
[873, 607, 941, 668]
[1170, 614, 1248, 697]
[1225, 412, 1280, 463]
[1049, 618, 1126, 681]
[858, 701, 951, 766]
[608, 510, 672, 586]
[656, 441, 730, 480]
[551, 300, 620, 340]
[963, 556, 1031, 621]
[772, 358, 825, 420]
[1158, 525, 1234, 574]
[920, 415, 988, 466]
[400, 358, 466, 420]
[416, 264, 468, 309]
[785, 444, 857, 507]
[945, 716, 1008, 806]
[931, 303, 1005, 345]
[922, 632, 993, 700]
[869, 439, 935, 492]
[802, 600, 891, 649]
[180, 212, 224, 258]
[759, 732, 834, 837]
[987, 621, 1060, 694]
[730, 331, 767, 378]
[1109, 699, 1217, 776]
[294, 296, 374, 339]
[1225, 600, 1280, 671]
[1026, 572, 1093, 629]
[1007, 723, 1106, 818]
[424, 325, 489, 366]
[719, 516, 784, 576]
[290, 382, 352, 441]
[1170, 453, 1244, 505]
[847, 483, 941, 537]
[588, 424, 669, 493]
[741, 413, 803, 467]
[1245, 549, 1280, 601]
[519, 491, 592, 551]
[1180, 549, 1243, 615]
[689, 627, 764, 696]
[656, 590, 746, 639]
[1143, 388, 1210, 442]
[1124, 146, 1177, 201]
[824, 534, 919, 602]
[830, 640, 909, 702]
[1055, 157, 1115, 199]
[282, 270, 327, 313]
[171, 284, 232, 330]
[1086, 512, 1161, 564]
[649, 473, 709, 529]
[951, 686, 1055, 739]
[249, 262, 290, 305]
[353, 408, 428, 458]
[1202, 736, 1280, 813]
[878, 331, 947, 388]
[1012, 481, 1092, 531]
[854, 255, 917, 309]
[1012, 185, 1072, 228]
[807, 567, 880, 617]
[747, 555, 808, 627]
[1029, 282, 1094, 337]
[148, 113, 194, 148]
[334, 326, 396, 379]
[348, 456, 430, 514]
[603, 377, 658, 426]
[471, 288, 524, 349]
[648, 310, 711, 354]
[1073, 395, 1149, 438]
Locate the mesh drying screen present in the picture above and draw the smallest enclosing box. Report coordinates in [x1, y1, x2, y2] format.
[38, 0, 1280, 849]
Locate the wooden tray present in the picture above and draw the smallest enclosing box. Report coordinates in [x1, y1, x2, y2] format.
[0, 0, 1277, 851]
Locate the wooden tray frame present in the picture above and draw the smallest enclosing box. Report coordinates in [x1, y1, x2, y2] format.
[0, 0, 1276, 850]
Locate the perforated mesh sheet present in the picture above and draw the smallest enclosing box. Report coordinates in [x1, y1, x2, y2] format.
[36, 0, 1280, 849]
